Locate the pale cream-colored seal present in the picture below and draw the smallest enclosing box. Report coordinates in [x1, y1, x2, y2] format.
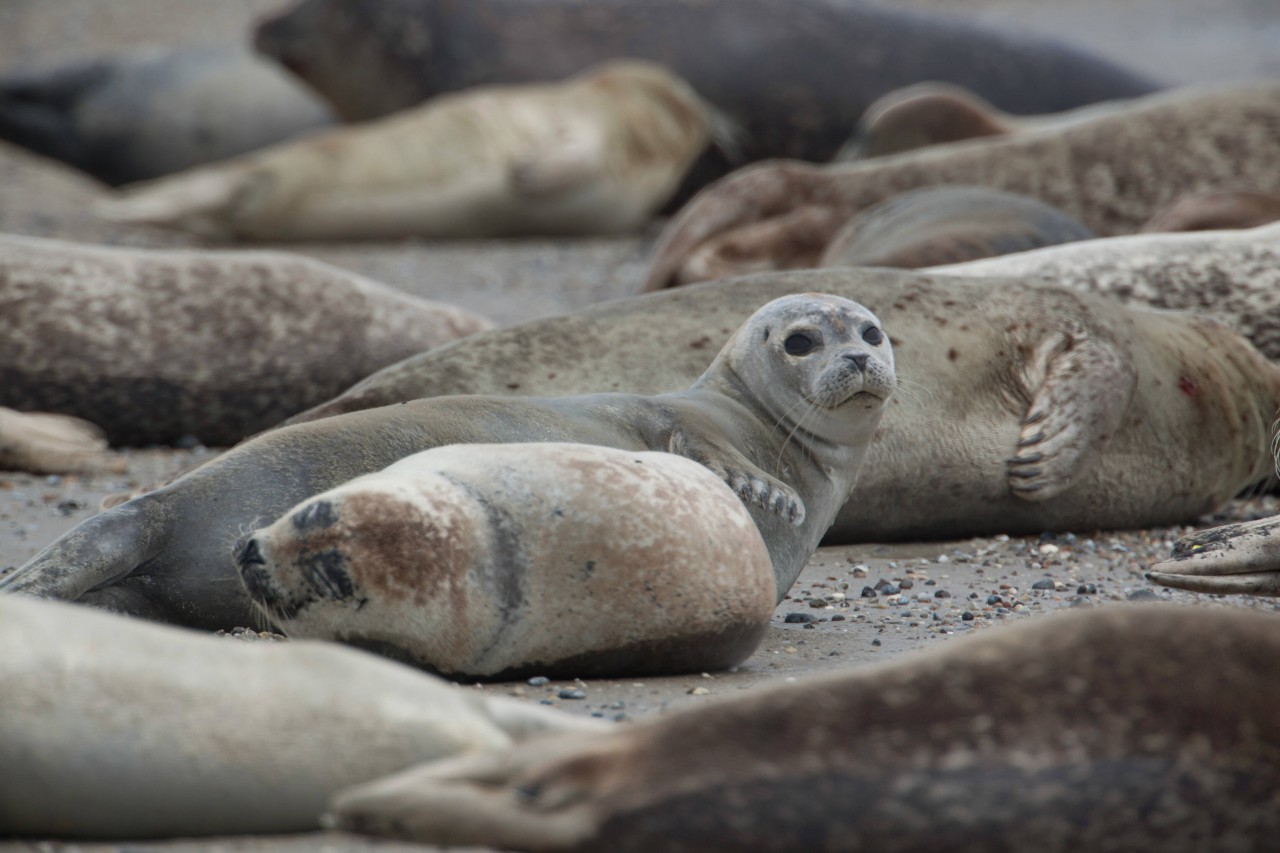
[0, 406, 122, 475]
[644, 82, 1280, 289]
[97, 61, 723, 240]
[0, 233, 490, 445]
[0, 295, 894, 634]
[329, 605, 1280, 852]
[0, 595, 602, 839]
[239, 443, 776, 678]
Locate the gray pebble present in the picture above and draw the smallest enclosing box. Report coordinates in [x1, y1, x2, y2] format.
[528, 676, 550, 686]
[784, 612, 819, 624]
[558, 689, 587, 700]
[1031, 579, 1056, 590]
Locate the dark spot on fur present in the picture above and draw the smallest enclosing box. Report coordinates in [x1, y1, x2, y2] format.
[299, 548, 356, 600]
[292, 499, 338, 533]
[948, 348, 959, 361]
[1178, 376, 1198, 397]
[507, 383, 521, 390]
[690, 336, 712, 349]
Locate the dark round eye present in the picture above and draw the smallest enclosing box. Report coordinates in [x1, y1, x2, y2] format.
[784, 332, 816, 356]
[862, 326, 884, 346]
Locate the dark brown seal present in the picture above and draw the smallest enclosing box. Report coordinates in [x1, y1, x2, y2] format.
[330, 605, 1280, 852]
[254, 0, 1156, 198]
[644, 82, 1280, 290]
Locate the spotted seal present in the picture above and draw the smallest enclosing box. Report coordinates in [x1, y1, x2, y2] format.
[643, 82, 1280, 289]
[287, 267, 1280, 544]
[238, 443, 777, 678]
[97, 61, 723, 240]
[0, 595, 601, 839]
[329, 605, 1280, 852]
[0, 294, 894, 631]
[0, 234, 490, 445]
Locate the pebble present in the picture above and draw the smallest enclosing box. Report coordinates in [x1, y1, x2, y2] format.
[934, 589, 951, 599]
[1076, 583, 1098, 595]
[1127, 589, 1160, 601]
[860, 586, 878, 598]
[558, 689, 587, 700]
[527, 676, 550, 687]
[785, 612, 819, 624]
[688, 686, 710, 696]
[961, 612, 975, 621]
[1031, 579, 1056, 591]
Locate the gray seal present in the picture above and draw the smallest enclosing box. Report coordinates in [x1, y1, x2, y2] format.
[644, 82, 1280, 289]
[0, 234, 491, 445]
[0, 45, 333, 187]
[288, 267, 1280, 544]
[818, 186, 1096, 269]
[0, 595, 599, 839]
[254, 0, 1156, 199]
[0, 295, 894, 631]
[329, 605, 1280, 853]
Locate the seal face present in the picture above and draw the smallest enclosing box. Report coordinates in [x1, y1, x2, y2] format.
[328, 606, 1280, 852]
[237, 444, 778, 679]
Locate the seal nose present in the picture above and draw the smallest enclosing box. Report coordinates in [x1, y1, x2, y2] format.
[842, 351, 869, 372]
[236, 536, 265, 569]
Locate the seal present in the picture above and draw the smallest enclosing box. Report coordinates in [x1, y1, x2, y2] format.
[329, 605, 1280, 852]
[254, 0, 1155, 199]
[0, 294, 894, 631]
[239, 443, 777, 679]
[1147, 513, 1280, 596]
[0, 45, 333, 187]
[96, 61, 723, 240]
[643, 81, 1280, 289]
[0, 405, 122, 475]
[817, 186, 1096, 269]
[0, 234, 491, 445]
[0, 595, 601, 839]
[1140, 188, 1280, 233]
[933, 222, 1280, 360]
[833, 81, 1124, 162]
[287, 267, 1280, 544]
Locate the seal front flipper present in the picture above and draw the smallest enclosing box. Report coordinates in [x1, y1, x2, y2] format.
[1007, 322, 1136, 501]
[1146, 515, 1280, 595]
[667, 426, 805, 525]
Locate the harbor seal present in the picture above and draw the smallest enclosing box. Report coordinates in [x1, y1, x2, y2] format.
[0, 45, 333, 187]
[0, 595, 599, 839]
[1140, 188, 1280, 233]
[254, 0, 1155, 198]
[0, 234, 490, 445]
[329, 605, 1280, 852]
[817, 186, 1096, 269]
[1147, 514, 1280, 596]
[288, 267, 1280, 543]
[0, 295, 894, 629]
[0, 406, 122, 475]
[239, 443, 777, 679]
[933, 222, 1280, 360]
[97, 61, 723, 240]
[643, 82, 1280, 289]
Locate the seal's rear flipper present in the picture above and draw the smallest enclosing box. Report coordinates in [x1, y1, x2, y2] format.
[1146, 515, 1280, 595]
[1008, 324, 1136, 501]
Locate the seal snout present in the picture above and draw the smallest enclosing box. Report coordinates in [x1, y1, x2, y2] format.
[235, 535, 266, 570]
[842, 351, 869, 372]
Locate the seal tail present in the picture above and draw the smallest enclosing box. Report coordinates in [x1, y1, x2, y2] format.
[0, 497, 163, 606]
[95, 167, 245, 239]
[0, 407, 124, 475]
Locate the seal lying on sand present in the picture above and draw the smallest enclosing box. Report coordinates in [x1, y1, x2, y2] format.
[0, 46, 332, 186]
[0, 595, 600, 839]
[0, 406, 121, 475]
[329, 605, 1280, 853]
[288, 268, 1280, 544]
[254, 0, 1155, 201]
[240, 443, 777, 679]
[0, 295, 894, 630]
[1147, 514, 1280, 596]
[643, 82, 1280, 289]
[98, 62, 722, 240]
[0, 234, 490, 445]
[817, 186, 1096, 270]
[934, 223, 1280, 360]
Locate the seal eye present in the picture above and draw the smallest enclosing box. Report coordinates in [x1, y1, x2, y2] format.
[862, 326, 884, 346]
[784, 332, 816, 356]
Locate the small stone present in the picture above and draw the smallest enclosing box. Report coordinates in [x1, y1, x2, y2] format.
[807, 597, 829, 609]
[1039, 543, 1060, 555]
[935, 555, 949, 564]
[1076, 583, 1097, 595]
[558, 689, 587, 700]
[527, 676, 550, 687]
[785, 612, 819, 623]
[860, 586, 878, 598]
[1031, 579, 1056, 591]
[986, 594, 1004, 605]
[961, 611, 975, 621]
[898, 578, 914, 589]
[871, 639, 881, 646]
[688, 686, 710, 696]
[830, 614, 846, 621]
[934, 589, 951, 598]
[539, 699, 555, 705]
[1127, 589, 1160, 601]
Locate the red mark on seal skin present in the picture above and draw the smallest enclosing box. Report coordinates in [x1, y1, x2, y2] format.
[1178, 376, 1197, 397]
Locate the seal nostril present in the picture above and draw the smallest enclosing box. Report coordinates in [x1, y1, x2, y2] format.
[236, 537, 265, 568]
[843, 352, 869, 371]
